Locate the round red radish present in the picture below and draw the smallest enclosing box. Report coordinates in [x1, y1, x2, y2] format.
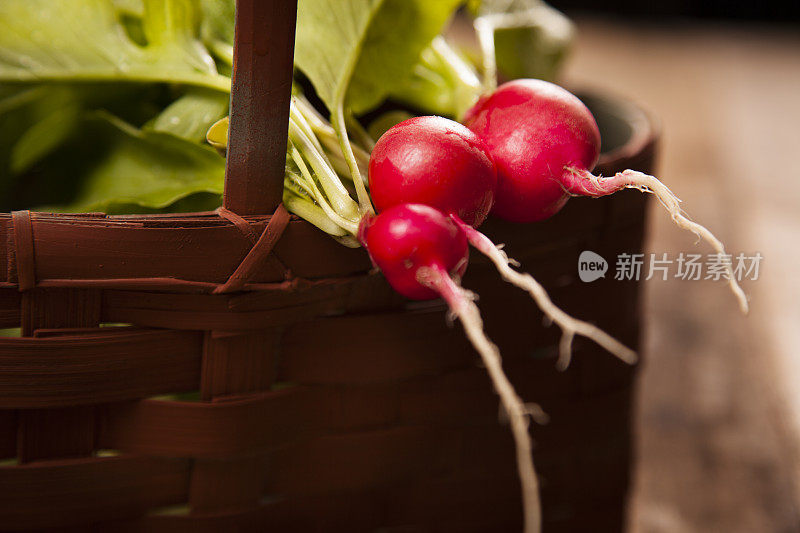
[368, 116, 497, 227]
[464, 79, 600, 223]
[359, 203, 468, 300]
[465, 78, 749, 314]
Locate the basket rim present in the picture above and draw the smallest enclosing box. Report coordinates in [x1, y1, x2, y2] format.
[0, 89, 658, 293]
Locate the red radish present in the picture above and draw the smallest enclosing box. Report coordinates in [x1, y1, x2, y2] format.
[463, 79, 598, 223]
[368, 116, 497, 227]
[359, 202, 470, 300]
[360, 203, 541, 532]
[368, 118, 636, 367]
[465, 79, 749, 314]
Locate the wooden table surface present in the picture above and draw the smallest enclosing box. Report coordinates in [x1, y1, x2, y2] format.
[563, 16, 800, 532]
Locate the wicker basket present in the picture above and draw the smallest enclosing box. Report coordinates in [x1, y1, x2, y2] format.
[0, 2, 657, 531]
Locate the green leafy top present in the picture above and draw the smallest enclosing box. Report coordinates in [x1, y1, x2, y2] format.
[66, 112, 226, 213]
[294, 0, 462, 115]
[2, 0, 562, 228]
[0, 0, 230, 91]
[199, 0, 236, 65]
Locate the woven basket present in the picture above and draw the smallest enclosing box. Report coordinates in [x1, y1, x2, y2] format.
[0, 2, 657, 531]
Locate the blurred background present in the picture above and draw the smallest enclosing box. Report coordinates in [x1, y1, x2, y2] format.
[0, 2, 797, 530]
[551, 2, 800, 531]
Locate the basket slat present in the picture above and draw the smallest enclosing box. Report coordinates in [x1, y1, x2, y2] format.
[96, 388, 316, 458]
[0, 194, 617, 291]
[0, 289, 19, 328]
[0, 217, 371, 288]
[17, 289, 101, 462]
[0, 329, 202, 409]
[0, 456, 190, 530]
[20, 288, 100, 337]
[0, 411, 14, 459]
[188, 328, 278, 514]
[199, 330, 280, 400]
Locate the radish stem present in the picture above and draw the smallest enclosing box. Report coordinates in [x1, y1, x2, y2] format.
[288, 118, 360, 222]
[565, 167, 749, 315]
[474, 16, 498, 94]
[290, 146, 359, 235]
[294, 94, 370, 176]
[283, 193, 348, 237]
[291, 98, 335, 169]
[425, 36, 483, 120]
[452, 216, 638, 369]
[419, 264, 541, 533]
[473, 6, 574, 95]
[346, 112, 377, 152]
[334, 102, 374, 215]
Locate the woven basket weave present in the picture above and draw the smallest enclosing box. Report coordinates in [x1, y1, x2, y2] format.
[0, 1, 657, 531]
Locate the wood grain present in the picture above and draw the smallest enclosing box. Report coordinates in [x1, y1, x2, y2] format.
[223, 0, 297, 215]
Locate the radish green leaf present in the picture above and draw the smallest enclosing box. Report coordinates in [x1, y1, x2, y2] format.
[146, 89, 229, 143]
[294, 0, 462, 115]
[67, 112, 225, 213]
[0, 0, 230, 92]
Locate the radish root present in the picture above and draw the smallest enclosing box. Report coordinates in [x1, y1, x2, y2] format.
[452, 217, 638, 369]
[420, 265, 541, 533]
[566, 167, 749, 315]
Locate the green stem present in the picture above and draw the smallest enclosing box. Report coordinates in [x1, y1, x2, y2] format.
[429, 37, 482, 120]
[474, 16, 498, 94]
[285, 170, 311, 198]
[293, 95, 331, 133]
[207, 40, 234, 67]
[386, 37, 481, 120]
[288, 117, 360, 222]
[333, 101, 373, 215]
[317, 134, 369, 181]
[283, 192, 348, 237]
[293, 95, 370, 179]
[290, 99, 335, 169]
[290, 146, 359, 235]
[346, 112, 376, 152]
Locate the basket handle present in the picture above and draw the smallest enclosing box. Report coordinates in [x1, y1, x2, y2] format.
[223, 0, 299, 215]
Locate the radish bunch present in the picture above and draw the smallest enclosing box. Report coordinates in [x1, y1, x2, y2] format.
[368, 114, 637, 369]
[360, 79, 748, 532]
[216, 77, 746, 533]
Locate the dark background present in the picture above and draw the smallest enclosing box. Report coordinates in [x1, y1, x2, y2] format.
[552, 0, 800, 22]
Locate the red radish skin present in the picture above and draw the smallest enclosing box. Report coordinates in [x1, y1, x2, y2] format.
[465, 79, 749, 314]
[360, 203, 541, 532]
[369, 116, 497, 227]
[464, 79, 599, 223]
[359, 203, 469, 300]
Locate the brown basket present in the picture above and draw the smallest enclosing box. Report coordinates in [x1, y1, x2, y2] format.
[0, 2, 657, 531]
